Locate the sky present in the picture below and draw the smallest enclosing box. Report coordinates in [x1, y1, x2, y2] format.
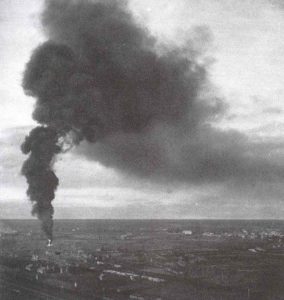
[0, 0, 283, 219]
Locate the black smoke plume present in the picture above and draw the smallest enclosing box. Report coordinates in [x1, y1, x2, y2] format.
[21, 126, 60, 240]
[21, 0, 214, 236]
[21, 0, 283, 235]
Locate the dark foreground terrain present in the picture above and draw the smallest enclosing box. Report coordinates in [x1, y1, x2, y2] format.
[0, 219, 283, 300]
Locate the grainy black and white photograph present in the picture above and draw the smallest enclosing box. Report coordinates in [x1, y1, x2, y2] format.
[0, 0, 284, 299]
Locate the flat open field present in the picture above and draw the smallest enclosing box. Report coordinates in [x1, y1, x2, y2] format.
[0, 219, 283, 300]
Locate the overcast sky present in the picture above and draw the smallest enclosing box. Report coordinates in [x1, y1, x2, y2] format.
[0, 0, 284, 219]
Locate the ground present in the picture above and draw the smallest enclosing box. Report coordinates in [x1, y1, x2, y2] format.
[0, 219, 283, 300]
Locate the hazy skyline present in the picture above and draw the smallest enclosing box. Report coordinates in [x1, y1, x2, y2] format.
[0, 0, 284, 219]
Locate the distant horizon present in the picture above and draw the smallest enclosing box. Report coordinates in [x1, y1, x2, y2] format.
[1, 218, 284, 221]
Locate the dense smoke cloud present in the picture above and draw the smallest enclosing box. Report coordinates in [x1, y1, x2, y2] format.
[21, 0, 210, 236]
[21, 126, 60, 239]
[21, 0, 284, 236]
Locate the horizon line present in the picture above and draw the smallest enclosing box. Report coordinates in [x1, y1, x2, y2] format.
[1, 218, 283, 221]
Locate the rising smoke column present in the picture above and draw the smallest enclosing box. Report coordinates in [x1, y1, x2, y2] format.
[21, 42, 76, 239]
[21, 0, 219, 237]
[21, 127, 60, 240]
